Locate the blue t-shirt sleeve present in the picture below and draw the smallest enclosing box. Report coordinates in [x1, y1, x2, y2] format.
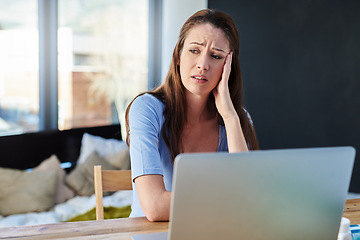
[128, 94, 164, 181]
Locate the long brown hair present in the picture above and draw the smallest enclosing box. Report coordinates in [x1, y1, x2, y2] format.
[125, 9, 259, 160]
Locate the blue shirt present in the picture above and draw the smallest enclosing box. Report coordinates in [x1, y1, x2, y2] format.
[128, 93, 228, 217]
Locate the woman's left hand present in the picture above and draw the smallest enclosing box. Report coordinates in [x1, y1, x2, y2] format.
[213, 52, 248, 152]
[212, 52, 237, 120]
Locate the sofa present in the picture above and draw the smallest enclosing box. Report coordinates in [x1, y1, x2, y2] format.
[0, 124, 122, 171]
[0, 124, 132, 227]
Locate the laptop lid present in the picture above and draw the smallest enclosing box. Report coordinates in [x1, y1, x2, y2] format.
[167, 147, 355, 240]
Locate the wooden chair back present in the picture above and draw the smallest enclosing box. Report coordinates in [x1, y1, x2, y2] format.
[94, 165, 132, 220]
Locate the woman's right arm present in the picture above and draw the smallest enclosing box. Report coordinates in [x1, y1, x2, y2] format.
[134, 175, 171, 221]
[128, 95, 171, 221]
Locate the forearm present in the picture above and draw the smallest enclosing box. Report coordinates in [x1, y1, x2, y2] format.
[142, 191, 171, 222]
[135, 175, 172, 222]
[223, 113, 248, 153]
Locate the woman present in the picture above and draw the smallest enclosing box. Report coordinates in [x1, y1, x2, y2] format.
[125, 9, 259, 221]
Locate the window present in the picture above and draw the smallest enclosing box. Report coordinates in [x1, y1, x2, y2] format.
[0, 0, 38, 135]
[58, 0, 149, 130]
[0, 0, 150, 136]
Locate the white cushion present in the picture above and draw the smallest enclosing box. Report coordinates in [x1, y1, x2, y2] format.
[77, 133, 127, 165]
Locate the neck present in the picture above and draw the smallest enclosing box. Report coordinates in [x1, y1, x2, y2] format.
[185, 93, 216, 124]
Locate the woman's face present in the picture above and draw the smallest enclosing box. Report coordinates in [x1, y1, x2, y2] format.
[179, 23, 230, 98]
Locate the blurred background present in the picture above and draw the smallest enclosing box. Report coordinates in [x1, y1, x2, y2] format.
[0, 0, 359, 191]
[0, 0, 148, 135]
[208, 0, 360, 192]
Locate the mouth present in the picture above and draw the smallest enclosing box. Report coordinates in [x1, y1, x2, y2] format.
[191, 75, 208, 82]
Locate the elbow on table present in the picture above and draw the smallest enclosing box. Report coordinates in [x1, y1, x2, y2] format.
[144, 208, 169, 222]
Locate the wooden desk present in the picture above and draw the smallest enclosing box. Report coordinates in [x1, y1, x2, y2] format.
[0, 217, 168, 240]
[1, 199, 359, 239]
[344, 198, 360, 224]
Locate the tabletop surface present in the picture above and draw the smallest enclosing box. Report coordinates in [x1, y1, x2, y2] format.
[1, 198, 360, 239]
[343, 198, 360, 225]
[0, 217, 168, 240]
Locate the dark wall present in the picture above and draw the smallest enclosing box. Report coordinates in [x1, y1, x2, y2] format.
[208, 0, 360, 192]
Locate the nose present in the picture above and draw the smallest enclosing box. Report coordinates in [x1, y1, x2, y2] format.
[197, 53, 209, 71]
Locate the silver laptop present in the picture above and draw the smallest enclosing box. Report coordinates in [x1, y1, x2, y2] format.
[132, 147, 355, 240]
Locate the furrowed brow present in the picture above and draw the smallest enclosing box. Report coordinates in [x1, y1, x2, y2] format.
[212, 47, 226, 53]
[189, 42, 204, 46]
[189, 42, 228, 53]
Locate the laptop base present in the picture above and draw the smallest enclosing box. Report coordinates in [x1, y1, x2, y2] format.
[132, 231, 168, 240]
